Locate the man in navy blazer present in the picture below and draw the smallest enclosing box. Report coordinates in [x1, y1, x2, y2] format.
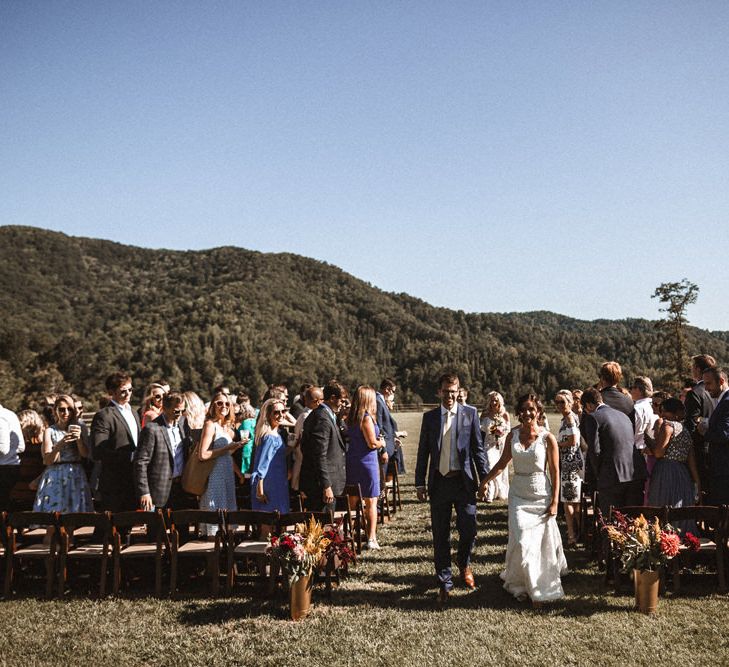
[415, 373, 488, 602]
[700, 367, 729, 504]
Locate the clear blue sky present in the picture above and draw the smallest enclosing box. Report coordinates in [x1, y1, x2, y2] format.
[2, 2, 727, 330]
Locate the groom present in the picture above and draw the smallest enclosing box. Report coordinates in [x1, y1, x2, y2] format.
[415, 373, 488, 603]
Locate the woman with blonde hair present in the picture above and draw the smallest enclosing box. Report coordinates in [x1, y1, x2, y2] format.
[34, 395, 92, 514]
[346, 385, 385, 550]
[182, 391, 206, 430]
[554, 389, 583, 547]
[15, 410, 46, 508]
[198, 392, 243, 536]
[251, 398, 290, 523]
[480, 391, 510, 501]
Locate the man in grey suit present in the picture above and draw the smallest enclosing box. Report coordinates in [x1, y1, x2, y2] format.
[91, 372, 141, 512]
[699, 366, 729, 504]
[299, 381, 347, 511]
[580, 387, 647, 517]
[134, 391, 193, 512]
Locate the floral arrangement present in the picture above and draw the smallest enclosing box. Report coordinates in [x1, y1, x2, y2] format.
[323, 525, 356, 568]
[489, 414, 506, 438]
[603, 511, 683, 572]
[268, 517, 346, 584]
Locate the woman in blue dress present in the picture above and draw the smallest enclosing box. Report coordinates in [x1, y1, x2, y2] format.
[198, 392, 243, 536]
[34, 395, 92, 514]
[346, 386, 385, 550]
[251, 398, 291, 523]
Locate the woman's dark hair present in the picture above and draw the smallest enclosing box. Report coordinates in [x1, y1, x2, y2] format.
[515, 392, 543, 417]
[661, 397, 685, 417]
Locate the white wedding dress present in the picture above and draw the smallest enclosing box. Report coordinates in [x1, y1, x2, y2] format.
[500, 428, 568, 602]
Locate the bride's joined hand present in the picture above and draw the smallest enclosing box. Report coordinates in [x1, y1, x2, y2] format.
[546, 500, 558, 516]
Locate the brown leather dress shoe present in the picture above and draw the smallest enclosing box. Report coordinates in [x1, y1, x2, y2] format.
[460, 566, 476, 590]
[437, 587, 450, 605]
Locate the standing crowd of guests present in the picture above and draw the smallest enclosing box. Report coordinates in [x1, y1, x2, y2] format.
[0, 374, 407, 552]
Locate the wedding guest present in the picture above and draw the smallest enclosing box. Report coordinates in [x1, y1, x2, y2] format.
[34, 395, 92, 513]
[699, 367, 729, 504]
[0, 402, 26, 511]
[134, 392, 194, 513]
[91, 372, 140, 512]
[41, 394, 58, 427]
[299, 380, 347, 511]
[141, 383, 167, 428]
[347, 386, 385, 550]
[291, 386, 323, 491]
[183, 391, 206, 431]
[598, 361, 635, 424]
[647, 398, 699, 532]
[580, 387, 646, 521]
[572, 390, 584, 421]
[198, 392, 242, 536]
[236, 400, 257, 475]
[554, 390, 582, 547]
[251, 398, 290, 524]
[12, 410, 46, 509]
[376, 378, 398, 480]
[457, 387, 470, 406]
[479, 393, 566, 607]
[630, 376, 656, 452]
[479, 391, 510, 502]
[684, 354, 717, 493]
[289, 383, 313, 420]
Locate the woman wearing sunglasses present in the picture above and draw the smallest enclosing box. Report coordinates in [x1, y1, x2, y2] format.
[141, 383, 167, 428]
[554, 389, 583, 548]
[198, 392, 243, 536]
[250, 399, 290, 523]
[34, 394, 92, 514]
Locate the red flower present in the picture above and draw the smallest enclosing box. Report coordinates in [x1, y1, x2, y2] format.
[659, 531, 681, 558]
[683, 532, 701, 552]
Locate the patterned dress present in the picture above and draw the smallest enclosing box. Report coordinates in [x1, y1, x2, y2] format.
[557, 414, 583, 503]
[648, 419, 696, 533]
[199, 423, 237, 535]
[34, 425, 92, 513]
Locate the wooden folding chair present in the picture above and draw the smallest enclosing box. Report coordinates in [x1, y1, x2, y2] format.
[666, 505, 726, 593]
[4, 511, 59, 598]
[607, 505, 668, 593]
[112, 510, 167, 597]
[225, 509, 278, 592]
[344, 484, 364, 554]
[333, 494, 357, 565]
[387, 460, 403, 514]
[169, 509, 224, 597]
[57, 512, 112, 598]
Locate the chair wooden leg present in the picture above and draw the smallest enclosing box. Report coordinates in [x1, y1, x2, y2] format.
[717, 541, 726, 593]
[113, 554, 121, 595]
[155, 556, 162, 598]
[57, 552, 66, 598]
[4, 556, 13, 598]
[226, 546, 234, 593]
[48, 555, 58, 599]
[99, 555, 107, 598]
[170, 552, 178, 597]
[210, 554, 220, 596]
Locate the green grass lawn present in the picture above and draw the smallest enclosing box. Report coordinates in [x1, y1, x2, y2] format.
[1, 412, 728, 666]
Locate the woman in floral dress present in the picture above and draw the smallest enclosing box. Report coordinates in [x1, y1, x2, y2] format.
[554, 390, 582, 547]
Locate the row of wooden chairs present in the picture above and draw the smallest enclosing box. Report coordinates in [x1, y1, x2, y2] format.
[1, 507, 352, 599]
[605, 504, 728, 593]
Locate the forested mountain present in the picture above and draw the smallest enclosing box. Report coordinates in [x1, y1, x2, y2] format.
[0, 226, 726, 410]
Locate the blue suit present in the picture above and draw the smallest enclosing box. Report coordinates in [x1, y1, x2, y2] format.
[415, 403, 488, 590]
[706, 392, 729, 504]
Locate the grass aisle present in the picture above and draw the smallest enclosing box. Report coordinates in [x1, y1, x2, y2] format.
[1, 485, 728, 666]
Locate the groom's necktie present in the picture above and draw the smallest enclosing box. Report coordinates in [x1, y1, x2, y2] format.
[439, 410, 453, 476]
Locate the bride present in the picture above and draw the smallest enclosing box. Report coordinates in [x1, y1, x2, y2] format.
[479, 392, 567, 607]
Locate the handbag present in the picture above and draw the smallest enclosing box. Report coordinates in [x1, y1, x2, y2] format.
[181, 437, 215, 496]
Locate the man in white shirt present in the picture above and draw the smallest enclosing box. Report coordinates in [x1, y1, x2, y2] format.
[91, 372, 141, 512]
[630, 376, 657, 450]
[0, 402, 25, 510]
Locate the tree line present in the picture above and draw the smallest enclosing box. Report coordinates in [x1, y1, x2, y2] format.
[0, 226, 726, 411]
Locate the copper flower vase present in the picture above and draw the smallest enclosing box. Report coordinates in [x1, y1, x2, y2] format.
[633, 569, 660, 614]
[289, 574, 313, 621]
